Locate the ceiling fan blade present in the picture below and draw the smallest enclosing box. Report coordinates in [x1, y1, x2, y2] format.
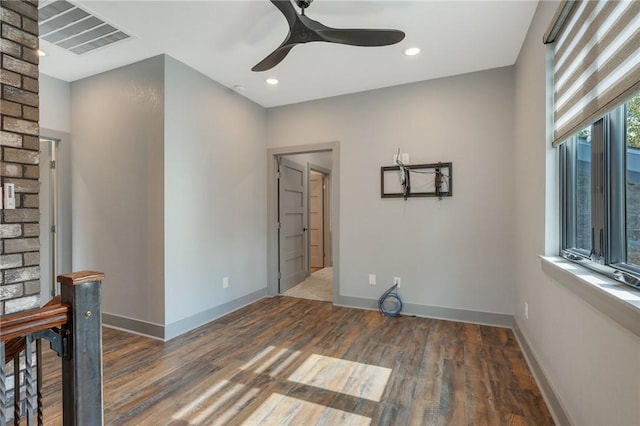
[270, 0, 298, 28]
[252, 44, 296, 72]
[317, 28, 405, 47]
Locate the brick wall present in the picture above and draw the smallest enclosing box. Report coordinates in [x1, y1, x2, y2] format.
[0, 0, 40, 316]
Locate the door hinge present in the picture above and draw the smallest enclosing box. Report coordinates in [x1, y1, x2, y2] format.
[276, 171, 281, 179]
[277, 222, 281, 230]
[51, 225, 56, 233]
[50, 160, 56, 169]
[277, 272, 282, 280]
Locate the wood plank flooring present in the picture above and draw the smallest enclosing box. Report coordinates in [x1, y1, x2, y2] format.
[38, 296, 553, 425]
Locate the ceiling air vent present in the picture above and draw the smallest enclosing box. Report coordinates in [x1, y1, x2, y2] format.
[38, 0, 131, 54]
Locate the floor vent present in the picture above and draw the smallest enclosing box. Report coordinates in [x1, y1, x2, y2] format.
[38, 0, 131, 54]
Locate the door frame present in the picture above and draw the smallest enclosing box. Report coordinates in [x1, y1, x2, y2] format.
[39, 128, 72, 303]
[307, 163, 331, 270]
[267, 142, 340, 301]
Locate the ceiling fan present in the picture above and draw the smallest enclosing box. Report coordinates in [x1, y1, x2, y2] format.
[252, 0, 406, 72]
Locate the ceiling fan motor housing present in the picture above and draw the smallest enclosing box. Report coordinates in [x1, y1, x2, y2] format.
[295, 0, 313, 10]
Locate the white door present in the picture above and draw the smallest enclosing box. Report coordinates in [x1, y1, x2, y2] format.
[278, 157, 308, 292]
[309, 171, 324, 269]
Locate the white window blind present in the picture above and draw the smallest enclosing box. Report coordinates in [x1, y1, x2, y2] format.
[545, 0, 640, 147]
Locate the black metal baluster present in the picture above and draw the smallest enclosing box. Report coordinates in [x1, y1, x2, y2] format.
[14, 353, 20, 426]
[36, 340, 43, 426]
[24, 336, 35, 425]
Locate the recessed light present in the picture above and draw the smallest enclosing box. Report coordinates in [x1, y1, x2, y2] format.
[404, 47, 420, 56]
[37, 49, 47, 57]
[266, 78, 279, 85]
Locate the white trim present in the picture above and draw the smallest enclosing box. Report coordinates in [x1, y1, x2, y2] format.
[540, 256, 640, 337]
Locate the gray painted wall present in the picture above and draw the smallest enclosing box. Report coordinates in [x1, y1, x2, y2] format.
[70, 56, 165, 326]
[39, 74, 70, 133]
[285, 152, 333, 171]
[267, 67, 515, 316]
[513, 2, 640, 425]
[163, 56, 267, 329]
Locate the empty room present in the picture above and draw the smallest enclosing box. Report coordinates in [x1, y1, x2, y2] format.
[0, 0, 639, 425]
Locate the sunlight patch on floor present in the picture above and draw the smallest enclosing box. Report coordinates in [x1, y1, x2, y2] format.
[241, 393, 371, 426]
[288, 354, 392, 402]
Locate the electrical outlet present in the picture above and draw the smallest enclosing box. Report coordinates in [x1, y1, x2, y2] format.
[525, 301, 529, 320]
[223, 277, 229, 289]
[394, 277, 401, 287]
[369, 274, 376, 285]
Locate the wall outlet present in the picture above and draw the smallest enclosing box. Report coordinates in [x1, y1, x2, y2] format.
[525, 301, 529, 320]
[223, 277, 229, 289]
[394, 277, 401, 287]
[369, 274, 376, 285]
[393, 153, 410, 164]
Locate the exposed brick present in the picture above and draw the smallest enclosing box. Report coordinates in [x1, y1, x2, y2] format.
[1, 24, 38, 49]
[22, 135, 37, 150]
[22, 76, 37, 93]
[0, 223, 21, 238]
[3, 177, 37, 193]
[21, 17, 38, 36]
[22, 223, 38, 237]
[2, 54, 37, 78]
[0, 253, 22, 268]
[0, 100, 21, 117]
[4, 146, 37, 164]
[0, 68, 20, 86]
[4, 266, 39, 284]
[4, 295, 39, 314]
[0, 37, 20, 56]
[0, 283, 23, 300]
[1, 161, 22, 177]
[1, 0, 41, 316]
[0, 131, 21, 147]
[0, 7, 21, 27]
[22, 193, 37, 208]
[22, 105, 37, 121]
[3, 85, 38, 107]
[21, 46, 37, 65]
[23, 164, 37, 178]
[3, 1, 37, 21]
[24, 279, 39, 295]
[23, 252, 38, 266]
[3, 116, 38, 135]
[3, 209, 38, 223]
[4, 237, 38, 253]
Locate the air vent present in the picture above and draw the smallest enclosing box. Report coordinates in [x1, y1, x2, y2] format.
[38, 0, 131, 54]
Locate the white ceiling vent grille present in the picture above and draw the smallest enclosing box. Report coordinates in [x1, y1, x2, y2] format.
[38, 1, 131, 54]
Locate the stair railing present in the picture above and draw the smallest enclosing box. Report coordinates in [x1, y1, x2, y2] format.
[0, 271, 105, 426]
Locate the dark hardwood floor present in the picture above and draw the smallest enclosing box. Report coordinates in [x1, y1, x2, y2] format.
[40, 296, 553, 425]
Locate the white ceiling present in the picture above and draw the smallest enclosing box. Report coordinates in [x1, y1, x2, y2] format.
[38, 0, 539, 108]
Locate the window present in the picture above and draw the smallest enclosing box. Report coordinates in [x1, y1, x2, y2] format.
[548, 0, 640, 289]
[560, 92, 640, 289]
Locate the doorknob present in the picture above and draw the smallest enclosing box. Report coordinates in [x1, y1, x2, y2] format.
[303, 227, 308, 232]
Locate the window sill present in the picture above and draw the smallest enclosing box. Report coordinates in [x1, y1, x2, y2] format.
[540, 256, 640, 337]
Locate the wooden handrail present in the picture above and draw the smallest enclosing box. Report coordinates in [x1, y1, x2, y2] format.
[0, 300, 70, 343]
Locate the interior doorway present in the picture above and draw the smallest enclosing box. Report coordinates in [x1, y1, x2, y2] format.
[267, 143, 339, 303]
